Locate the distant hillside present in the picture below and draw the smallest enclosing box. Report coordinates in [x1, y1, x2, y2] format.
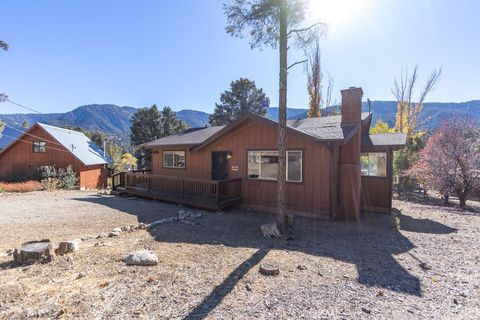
[1, 101, 478, 147]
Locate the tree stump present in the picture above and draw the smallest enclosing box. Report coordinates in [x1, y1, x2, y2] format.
[259, 264, 279, 276]
[13, 240, 54, 264]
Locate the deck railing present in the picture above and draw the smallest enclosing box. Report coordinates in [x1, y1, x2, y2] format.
[112, 172, 241, 205]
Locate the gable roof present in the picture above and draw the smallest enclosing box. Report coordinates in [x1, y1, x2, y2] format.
[0, 123, 111, 166]
[141, 112, 372, 152]
[37, 123, 112, 165]
[140, 126, 225, 148]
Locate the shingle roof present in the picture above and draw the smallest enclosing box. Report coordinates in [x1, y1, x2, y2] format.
[141, 113, 372, 149]
[37, 123, 111, 165]
[287, 113, 370, 141]
[140, 126, 225, 147]
[369, 133, 407, 147]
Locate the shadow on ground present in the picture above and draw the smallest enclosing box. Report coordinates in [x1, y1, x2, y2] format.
[75, 194, 458, 319]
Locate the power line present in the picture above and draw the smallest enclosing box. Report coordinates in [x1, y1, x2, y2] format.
[0, 133, 72, 154]
[4, 97, 43, 114]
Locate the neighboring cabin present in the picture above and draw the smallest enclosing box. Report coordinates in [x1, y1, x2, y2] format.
[0, 123, 111, 189]
[116, 87, 406, 220]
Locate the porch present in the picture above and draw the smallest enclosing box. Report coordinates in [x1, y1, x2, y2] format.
[112, 172, 242, 211]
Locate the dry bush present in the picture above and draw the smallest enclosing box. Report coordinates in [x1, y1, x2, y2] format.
[0, 180, 42, 193]
[41, 177, 61, 192]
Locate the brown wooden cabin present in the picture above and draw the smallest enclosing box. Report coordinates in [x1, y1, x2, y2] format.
[114, 87, 406, 220]
[0, 123, 110, 189]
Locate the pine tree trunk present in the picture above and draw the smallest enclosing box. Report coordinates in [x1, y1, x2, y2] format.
[276, 0, 288, 235]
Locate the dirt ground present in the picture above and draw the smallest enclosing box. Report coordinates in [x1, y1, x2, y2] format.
[1, 191, 480, 319]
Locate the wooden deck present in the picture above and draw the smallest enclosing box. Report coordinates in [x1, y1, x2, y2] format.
[112, 172, 242, 211]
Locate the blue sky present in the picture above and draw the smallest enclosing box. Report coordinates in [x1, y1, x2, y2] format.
[1, 0, 479, 114]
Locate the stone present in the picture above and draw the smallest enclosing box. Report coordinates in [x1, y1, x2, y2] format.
[297, 264, 307, 271]
[6, 249, 14, 256]
[121, 226, 130, 232]
[259, 264, 279, 276]
[124, 251, 159, 266]
[56, 240, 79, 255]
[112, 227, 122, 233]
[261, 223, 281, 238]
[361, 307, 372, 314]
[109, 231, 121, 237]
[96, 233, 108, 239]
[13, 240, 54, 264]
[77, 272, 87, 279]
[245, 283, 252, 291]
[138, 223, 147, 229]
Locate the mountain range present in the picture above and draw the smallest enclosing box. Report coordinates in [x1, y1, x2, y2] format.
[0, 101, 479, 147]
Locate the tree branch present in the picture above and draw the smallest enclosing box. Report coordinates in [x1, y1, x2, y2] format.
[287, 59, 307, 70]
[287, 22, 324, 36]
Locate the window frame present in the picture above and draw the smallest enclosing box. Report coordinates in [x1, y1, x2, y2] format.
[246, 149, 303, 183]
[33, 141, 46, 153]
[162, 150, 186, 169]
[360, 152, 387, 178]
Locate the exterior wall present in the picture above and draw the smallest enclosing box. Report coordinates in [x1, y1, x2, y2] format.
[151, 119, 332, 218]
[79, 164, 107, 189]
[360, 148, 393, 213]
[0, 125, 106, 189]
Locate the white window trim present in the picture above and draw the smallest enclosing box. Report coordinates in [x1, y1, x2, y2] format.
[247, 150, 303, 183]
[361, 152, 387, 177]
[163, 151, 186, 169]
[286, 150, 303, 183]
[33, 141, 46, 153]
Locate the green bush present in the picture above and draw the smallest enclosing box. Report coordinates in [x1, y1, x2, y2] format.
[40, 165, 78, 190]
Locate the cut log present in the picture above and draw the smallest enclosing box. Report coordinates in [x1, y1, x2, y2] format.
[261, 223, 281, 238]
[259, 264, 279, 276]
[13, 240, 54, 264]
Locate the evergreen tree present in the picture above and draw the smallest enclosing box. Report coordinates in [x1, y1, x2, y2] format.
[22, 121, 29, 129]
[0, 40, 8, 51]
[130, 105, 186, 169]
[209, 78, 269, 126]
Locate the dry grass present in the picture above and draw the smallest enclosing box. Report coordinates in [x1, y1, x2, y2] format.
[0, 180, 42, 193]
[1, 193, 480, 319]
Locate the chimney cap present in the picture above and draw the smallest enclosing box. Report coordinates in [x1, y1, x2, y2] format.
[341, 87, 363, 95]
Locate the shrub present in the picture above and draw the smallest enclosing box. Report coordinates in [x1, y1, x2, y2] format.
[0, 180, 43, 193]
[40, 165, 78, 190]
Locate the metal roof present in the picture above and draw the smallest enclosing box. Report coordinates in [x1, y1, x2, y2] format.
[37, 123, 112, 165]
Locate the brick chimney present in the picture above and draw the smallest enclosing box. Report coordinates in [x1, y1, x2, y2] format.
[338, 87, 363, 220]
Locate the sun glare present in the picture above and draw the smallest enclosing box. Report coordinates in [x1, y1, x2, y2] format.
[307, 0, 368, 27]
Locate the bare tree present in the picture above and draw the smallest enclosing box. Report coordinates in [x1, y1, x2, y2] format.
[392, 65, 442, 138]
[224, 0, 325, 234]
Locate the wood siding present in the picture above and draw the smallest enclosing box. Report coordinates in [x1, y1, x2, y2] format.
[0, 125, 106, 189]
[151, 119, 331, 218]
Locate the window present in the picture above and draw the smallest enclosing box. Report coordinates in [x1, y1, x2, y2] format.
[287, 150, 302, 182]
[247, 150, 303, 182]
[33, 141, 46, 153]
[361, 152, 387, 177]
[163, 151, 185, 168]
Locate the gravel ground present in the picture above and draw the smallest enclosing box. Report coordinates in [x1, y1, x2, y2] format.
[0, 191, 479, 319]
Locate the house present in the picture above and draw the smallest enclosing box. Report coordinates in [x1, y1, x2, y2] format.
[114, 87, 406, 220]
[0, 123, 111, 189]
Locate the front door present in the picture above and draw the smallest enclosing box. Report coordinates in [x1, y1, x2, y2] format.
[211, 151, 228, 180]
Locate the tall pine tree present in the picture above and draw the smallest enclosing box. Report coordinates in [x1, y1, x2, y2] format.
[209, 78, 269, 126]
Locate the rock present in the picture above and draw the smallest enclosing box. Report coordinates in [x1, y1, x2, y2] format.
[419, 262, 432, 270]
[130, 225, 138, 230]
[109, 231, 121, 237]
[261, 223, 281, 238]
[138, 223, 147, 230]
[245, 283, 252, 291]
[96, 233, 108, 239]
[94, 241, 112, 247]
[361, 307, 372, 314]
[259, 264, 279, 276]
[76, 272, 87, 279]
[112, 227, 122, 233]
[297, 264, 307, 271]
[124, 251, 159, 266]
[13, 240, 54, 264]
[121, 226, 130, 232]
[6, 249, 14, 256]
[56, 240, 80, 255]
